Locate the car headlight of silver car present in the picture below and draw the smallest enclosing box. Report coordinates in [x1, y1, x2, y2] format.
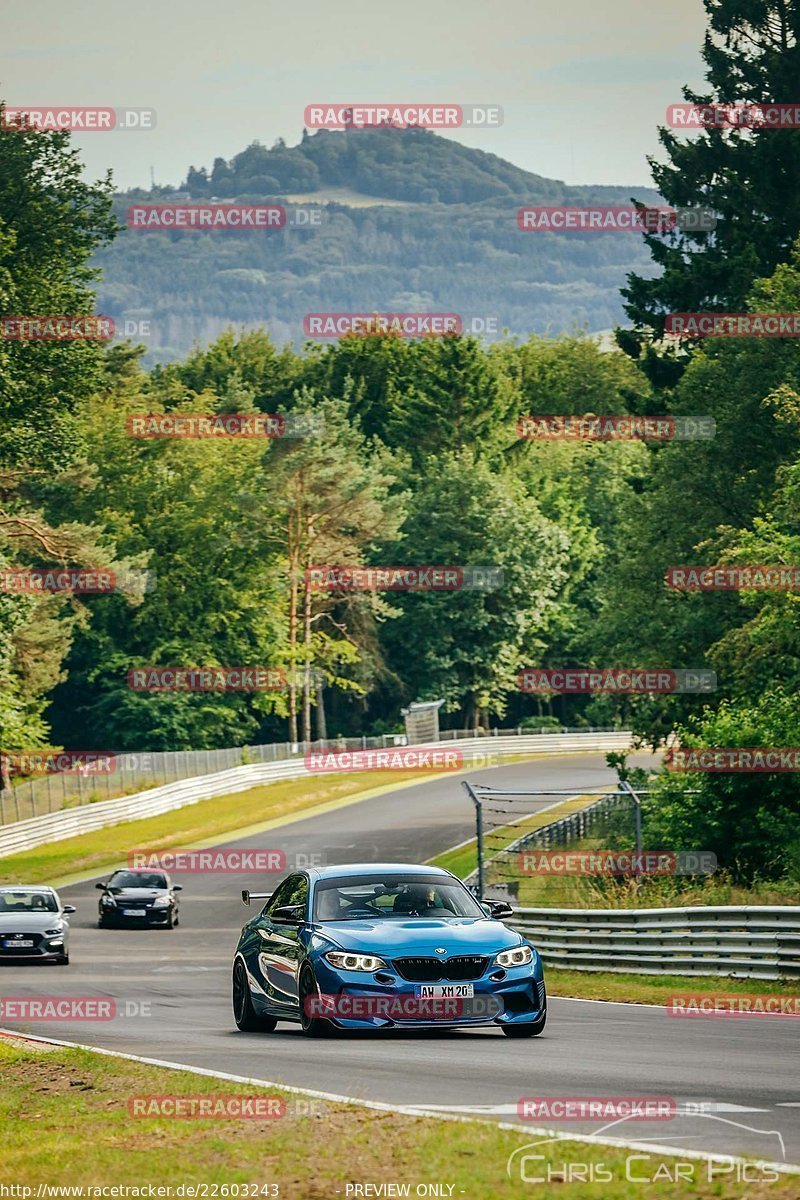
[494, 945, 534, 968]
[325, 951, 387, 972]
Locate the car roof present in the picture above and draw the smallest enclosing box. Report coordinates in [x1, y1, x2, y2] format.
[0, 885, 56, 893]
[308, 863, 453, 881]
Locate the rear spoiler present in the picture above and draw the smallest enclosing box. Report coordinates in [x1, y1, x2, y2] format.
[241, 889, 272, 906]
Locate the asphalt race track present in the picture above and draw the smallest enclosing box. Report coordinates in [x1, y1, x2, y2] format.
[1, 752, 798, 1167]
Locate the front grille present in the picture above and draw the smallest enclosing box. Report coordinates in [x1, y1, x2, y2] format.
[393, 955, 488, 982]
[0, 933, 44, 954]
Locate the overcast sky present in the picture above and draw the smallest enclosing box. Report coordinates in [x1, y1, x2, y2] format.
[3, 0, 708, 191]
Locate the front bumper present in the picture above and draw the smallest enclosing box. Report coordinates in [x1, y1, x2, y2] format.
[0, 938, 67, 961]
[99, 907, 172, 925]
[312, 957, 545, 1029]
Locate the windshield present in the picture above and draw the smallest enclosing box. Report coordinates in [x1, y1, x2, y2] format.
[0, 890, 59, 913]
[313, 874, 484, 922]
[108, 871, 167, 889]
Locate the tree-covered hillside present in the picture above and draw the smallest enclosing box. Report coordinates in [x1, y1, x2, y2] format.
[96, 127, 662, 363]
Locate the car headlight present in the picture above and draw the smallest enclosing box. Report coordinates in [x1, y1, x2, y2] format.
[100, 896, 116, 906]
[325, 951, 387, 972]
[151, 896, 170, 908]
[494, 945, 534, 968]
[44, 927, 63, 936]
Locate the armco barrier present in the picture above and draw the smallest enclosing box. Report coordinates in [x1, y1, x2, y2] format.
[511, 905, 800, 980]
[1, 725, 626, 823]
[0, 731, 633, 858]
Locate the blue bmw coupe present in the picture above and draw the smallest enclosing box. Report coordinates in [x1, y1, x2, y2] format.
[231, 863, 546, 1037]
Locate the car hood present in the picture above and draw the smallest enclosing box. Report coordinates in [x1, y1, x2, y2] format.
[0, 913, 61, 932]
[316, 917, 523, 956]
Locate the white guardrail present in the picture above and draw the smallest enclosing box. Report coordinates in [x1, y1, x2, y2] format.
[0, 731, 633, 859]
[511, 905, 800, 980]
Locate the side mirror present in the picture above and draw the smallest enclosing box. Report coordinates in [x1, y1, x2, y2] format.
[484, 899, 513, 919]
[272, 905, 303, 925]
[62, 905, 76, 915]
[172, 884, 183, 891]
[95, 882, 107, 890]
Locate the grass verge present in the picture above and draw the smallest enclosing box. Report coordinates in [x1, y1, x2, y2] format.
[546, 968, 798, 1005]
[0, 1038, 794, 1195]
[0, 768, 449, 885]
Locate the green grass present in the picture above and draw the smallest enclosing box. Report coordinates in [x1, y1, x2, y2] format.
[0, 768, 451, 885]
[0, 1038, 794, 1195]
[546, 968, 799, 1005]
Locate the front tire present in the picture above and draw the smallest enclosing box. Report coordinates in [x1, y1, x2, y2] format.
[232, 959, 277, 1032]
[299, 963, 331, 1037]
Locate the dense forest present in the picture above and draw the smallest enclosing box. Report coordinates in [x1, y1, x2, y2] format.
[3, 0, 800, 883]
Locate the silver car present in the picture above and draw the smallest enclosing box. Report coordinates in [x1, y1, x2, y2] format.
[0, 886, 75, 964]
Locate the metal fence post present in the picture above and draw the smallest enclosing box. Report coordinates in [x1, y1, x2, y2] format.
[619, 779, 642, 877]
[462, 782, 484, 899]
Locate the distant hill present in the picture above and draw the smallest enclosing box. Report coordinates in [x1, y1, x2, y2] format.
[96, 126, 662, 362]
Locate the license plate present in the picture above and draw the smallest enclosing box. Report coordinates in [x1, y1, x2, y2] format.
[122, 908, 146, 917]
[415, 983, 474, 998]
[3, 939, 34, 948]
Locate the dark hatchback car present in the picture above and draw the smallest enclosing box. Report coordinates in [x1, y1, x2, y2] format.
[96, 870, 182, 928]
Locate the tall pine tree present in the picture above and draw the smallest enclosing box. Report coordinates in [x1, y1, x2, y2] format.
[620, 1, 800, 383]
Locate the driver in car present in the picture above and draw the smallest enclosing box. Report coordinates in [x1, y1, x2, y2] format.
[394, 885, 438, 913]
